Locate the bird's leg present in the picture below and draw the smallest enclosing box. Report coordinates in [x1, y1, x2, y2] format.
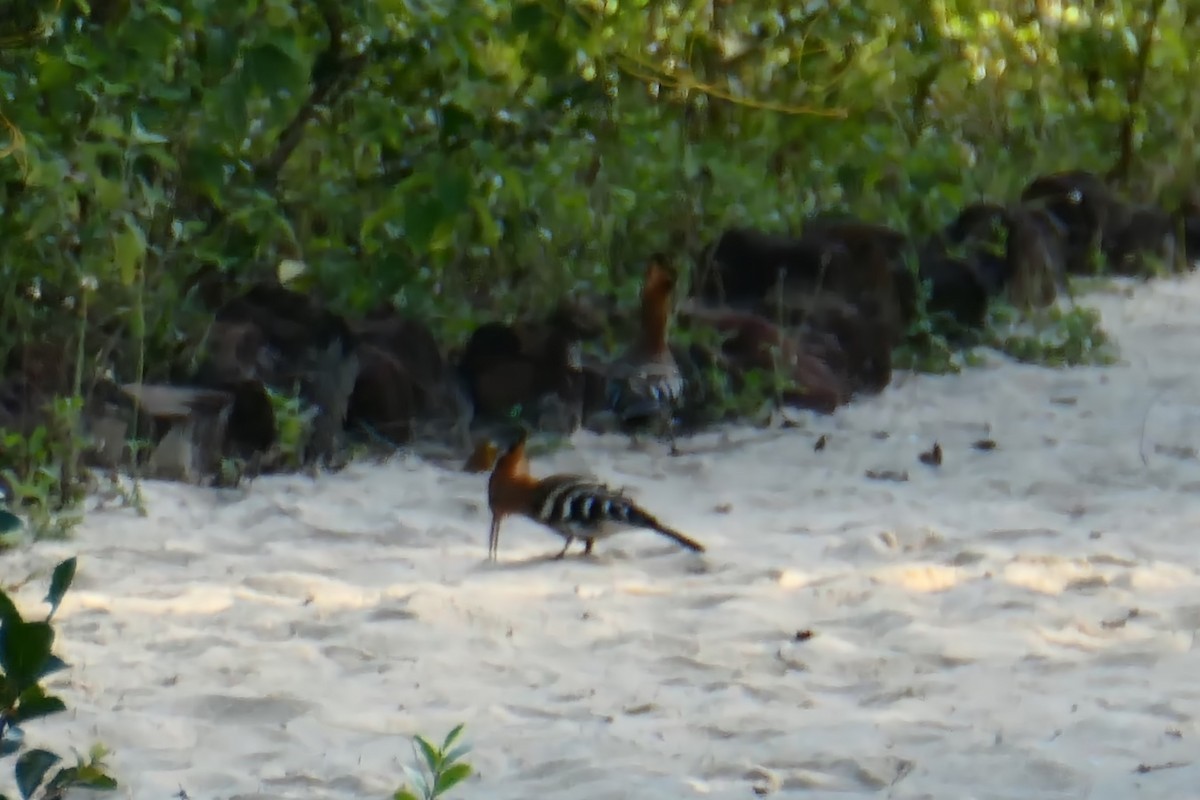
[488, 516, 501, 562]
[657, 413, 681, 456]
[554, 536, 574, 560]
[583, 538, 595, 556]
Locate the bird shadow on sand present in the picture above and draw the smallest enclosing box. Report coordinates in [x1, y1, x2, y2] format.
[470, 551, 611, 572]
[471, 545, 713, 573]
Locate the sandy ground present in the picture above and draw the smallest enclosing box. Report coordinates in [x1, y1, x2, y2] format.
[5, 276, 1200, 800]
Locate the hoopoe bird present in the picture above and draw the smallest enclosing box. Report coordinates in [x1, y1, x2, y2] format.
[598, 254, 686, 452]
[462, 438, 499, 473]
[485, 429, 706, 561]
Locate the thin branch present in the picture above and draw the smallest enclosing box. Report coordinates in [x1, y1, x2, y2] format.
[255, 0, 365, 187]
[1109, 0, 1167, 185]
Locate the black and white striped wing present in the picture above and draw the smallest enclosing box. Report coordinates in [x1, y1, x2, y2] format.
[628, 362, 684, 408]
[606, 360, 684, 423]
[532, 477, 649, 538]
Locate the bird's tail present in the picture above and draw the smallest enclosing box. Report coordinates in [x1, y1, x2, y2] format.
[648, 519, 706, 552]
[631, 506, 706, 553]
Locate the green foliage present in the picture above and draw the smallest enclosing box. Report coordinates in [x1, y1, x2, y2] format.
[3, 0, 1193, 340]
[0, 0, 1192, 498]
[0, 558, 118, 799]
[0, 398, 88, 542]
[985, 302, 1119, 367]
[897, 295, 1118, 374]
[695, 364, 783, 425]
[0, 514, 18, 540]
[266, 387, 317, 470]
[894, 335, 969, 376]
[393, 724, 473, 800]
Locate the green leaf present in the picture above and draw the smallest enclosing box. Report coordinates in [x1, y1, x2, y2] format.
[12, 685, 67, 724]
[242, 42, 306, 99]
[87, 775, 119, 791]
[0, 725, 24, 757]
[443, 742, 472, 766]
[42, 768, 76, 793]
[392, 790, 420, 800]
[0, 592, 20, 627]
[400, 765, 429, 799]
[404, 195, 443, 253]
[44, 558, 76, 621]
[45, 764, 118, 793]
[15, 749, 60, 800]
[470, 196, 501, 247]
[611, 187, 638, 215]
[35, 55, 74, 91]
[441, 723, 465, 752]
[112, 215, 147, 288]
[75, 770, 118, 790]
[129, 113, 168, 145]
[433, 762, 472, 796]
[0, 511, 20, 536]
[135, 142, 180, 175]
[360, 197, 402, 250]
[211, 80, 249, 138]
[436, 171, 471, 217]
[393, 168, 471, 254]
[182, 144, 229, 205]
[90, 172, 128, 213]
[499, 167, 528, 206]
[512, 2, 545, 33]
[88, 114, 126, 142]
[428, 221, 458, 253]
[0, 621, 55, 694]
[438, 103, 475, 144]
[36, 655, 68, 681]
[527, 37, 572, 75]
[414, 735, 440, 772]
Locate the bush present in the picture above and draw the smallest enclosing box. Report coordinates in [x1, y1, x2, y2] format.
[0, 0, 1194, 511]
[394, 724, 473, 800]
[0, 557, 118, 799]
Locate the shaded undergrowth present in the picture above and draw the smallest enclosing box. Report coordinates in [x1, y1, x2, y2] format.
[1, 0, 1194, 535]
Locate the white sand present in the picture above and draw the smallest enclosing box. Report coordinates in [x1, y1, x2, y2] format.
[5, 276, 1200, 800]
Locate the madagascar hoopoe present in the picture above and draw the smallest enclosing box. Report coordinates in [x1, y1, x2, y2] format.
[462, 438, 499, 473]
[485, 429, 706, 561]
[598, 254, 685, 452]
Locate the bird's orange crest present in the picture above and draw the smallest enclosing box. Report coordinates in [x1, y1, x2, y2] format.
[462, 439, 499, 473]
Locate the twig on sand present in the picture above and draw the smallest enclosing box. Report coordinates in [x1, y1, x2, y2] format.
[1138, 388, 1168, 466]
[1134, 760, 1189, 774]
